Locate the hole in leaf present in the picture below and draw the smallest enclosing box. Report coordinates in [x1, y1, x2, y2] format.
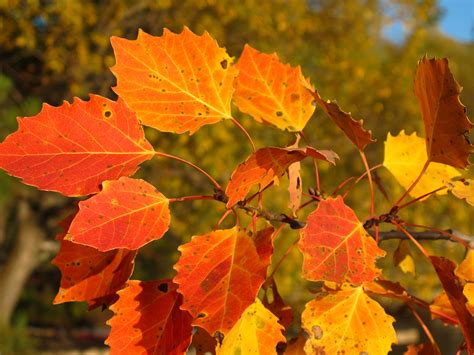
[157, 282, 168, 293]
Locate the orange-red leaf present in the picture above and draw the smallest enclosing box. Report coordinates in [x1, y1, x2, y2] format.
[234, 44, 315, 131]
[414, 57, 473, 168]
[253, 226, 275, 268]
[67, 177, 170, 251]
[225, 147, 337, 208]
[53, 226, 136, 306]
[0, 95, 154, 196]
[191, 327, 217, 355]
[106, 279, 193, 355]
[111, 28, 237, 134]
[298, 196, 385, 284]
[306, 88, 375, 150]
[173, 227, 268, 335]
[302, 286, 396, 354]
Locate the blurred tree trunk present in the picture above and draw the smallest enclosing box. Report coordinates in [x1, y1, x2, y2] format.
[0, 199, 45, 326]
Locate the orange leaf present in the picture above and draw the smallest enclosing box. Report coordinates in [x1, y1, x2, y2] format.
[302, 286, 396, 354]
[430, 291, 459, 325]
[0, 95, 153, 196]
[285, 335, 306, 355]
[234, 44, 315, 131]
[262, 278, 294, 329]
[67, 177, 170, 251]
[253, 226, 275, 268]
[305, 88, 375, 150]
[111, 28, 237, 134]
[53, 216, 136, 306]
[173, 227, 268, 335]
[457, 250, 474, 282]
[225, 147, 337, 208]
[298, 196, 385, 284]
[106, 279, 193, 355]
[430, 256, 474, 348]
[414, 57, 473, 168]
[464, 283, 474, 316]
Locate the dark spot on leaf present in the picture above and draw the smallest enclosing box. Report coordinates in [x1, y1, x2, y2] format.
[276, 111, 283, 117]
[197, 312, 207, 318]
[158, 282, 168, 292]
[220, 59, 228, 69]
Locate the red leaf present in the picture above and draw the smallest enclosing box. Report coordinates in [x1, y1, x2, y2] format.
[225, 147, 337, 208]
[191, 327, 217, 355]
[106, 280, 193, 355]
[303, 87, 374, 151]
[430, 256, 474, 350]
[0, 95, 153, 196]
[253, 226, 275, 268]
[53, 226, 136, 306]
[173, 227, 268, 335]
[262, 278, 294, 328]
[414, 57, 473, 168]
[111, 28, 237, 134]
[233, 44, 315, 132]
[298, 196, 385, 284]
[67, 177, 170, 251]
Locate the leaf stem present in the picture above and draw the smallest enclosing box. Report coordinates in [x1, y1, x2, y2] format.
[397, 186, 447, 210]
[393, 222, 431, 259]
[169, 195, 216, 203]
[298, 131, 320, 192]
[154, 151, 222, 190]
[230, 117, 256, 152]
[359, 150, 375, 217]
[393, 160, 430, 207]
[407, 303, 440, 352]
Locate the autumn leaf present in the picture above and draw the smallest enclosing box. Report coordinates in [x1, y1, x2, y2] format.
[173, 227, 268, 335]
[0, 95, 153, 196]
[226, 147, 337, 208]
[393, 240, 415, 275]
[298, 196, 385, 284]
[53, 221, 136, 305]
[216, 299, 285, 355]
[383, 131, 460, 198]
[233, 44, 315, 131]
[302, 286, 396, 354]
[111, 27, 237, 134]
[285, 335, 306, 355]
[464, 283, 474, 315]
[67, 177, 170, 251]
[430, 256, 474, 347]
[262, 278, 294, 329]
[414, 57, 473, 168]
[303, 87, 374, 150]
[456, 250, 474, 282]
[106, 280, 193, 355]
[430, 291, 459, 325]
[447, 179, 474, 206]
[253, 226, 275, 268]
[191, 327, 217, 355]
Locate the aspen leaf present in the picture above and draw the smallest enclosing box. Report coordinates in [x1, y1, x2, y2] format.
[106, 280, 193, 355]
[447, 179, 474, 206]
[262, 278, 294, 329]
[430, 256, 474, 343]
[285, 335, 306, 355]
[303, 86, 374, 150]
[0, 95, 154, 196]
[456, 250, 474, 282]
[226, 147, 337, 208]
[191, 327, 217, 355]
[53, 224, 136, 306]
[216, 299, 285, 355]
[302, 286, 397, 354]
[67, 177, 170, 251]
[234, 44, 315, 131]
[464, 283, 474, 315]
[414, 57, 473, 168]
[383, 131, 460, 198]
[111, 27, 237, 134]
[393, 240, 415, 275]
[430, 291, 459, 325]
[173, 227, 268, 335]
[253, 226, 275, 268]
[298, 196, 385, 284]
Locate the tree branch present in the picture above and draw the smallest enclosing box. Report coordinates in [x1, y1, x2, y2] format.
[371, 229, 474, 247]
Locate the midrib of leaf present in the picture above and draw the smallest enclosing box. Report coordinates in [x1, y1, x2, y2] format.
[220, 228, 239, 331]
[248, 53, 292, 124]
[425, 64, 446, 160]
[122, 42, 232, 121]
[335, 287, 363, 353]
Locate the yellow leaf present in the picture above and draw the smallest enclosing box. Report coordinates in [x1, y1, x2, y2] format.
[447, 179, 474, 206]
[383, 131, 460, 198]
[394, 240, 415, 275]
[456, 250, 474, 282]
[302, 286, 397, 354]
[464, 283, 474, 316]
[398, 255, 416, 275]
[217, 299, 285, 355]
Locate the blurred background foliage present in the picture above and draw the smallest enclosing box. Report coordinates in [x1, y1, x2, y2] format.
[0, 0, 473, 352]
